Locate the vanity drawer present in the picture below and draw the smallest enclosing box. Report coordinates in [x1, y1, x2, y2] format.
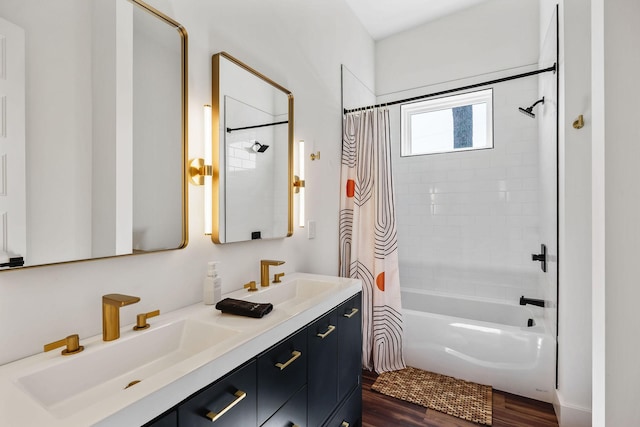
[323, 385, 362, 427]
[261, 385, 307, 427]
[257, 327, 308, 425]
[178, 360, 257, 427]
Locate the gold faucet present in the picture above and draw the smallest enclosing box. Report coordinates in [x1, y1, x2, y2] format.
[244, 280, 258, 292]
[102, 294, 140, 341]
[44, 334, 84, 356]
[260, 260, 285, 287]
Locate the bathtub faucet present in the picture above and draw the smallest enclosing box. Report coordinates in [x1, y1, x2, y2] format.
[519, 296, 544, 307]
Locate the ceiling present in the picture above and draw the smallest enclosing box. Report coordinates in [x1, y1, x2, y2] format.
[344, 0, 490, 40]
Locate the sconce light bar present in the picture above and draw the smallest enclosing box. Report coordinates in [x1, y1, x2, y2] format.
[298, 140, 305, 228]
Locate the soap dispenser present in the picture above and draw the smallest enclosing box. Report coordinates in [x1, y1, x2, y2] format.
[203, 261, 221, 305]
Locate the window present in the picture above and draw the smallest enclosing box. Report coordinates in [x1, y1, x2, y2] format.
[400, 89, 493, 156]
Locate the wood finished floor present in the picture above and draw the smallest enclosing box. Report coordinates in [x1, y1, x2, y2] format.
[362, 370, 559, 427]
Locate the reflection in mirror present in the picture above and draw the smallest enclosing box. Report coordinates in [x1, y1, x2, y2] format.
[212, 52, 293, 244]
[0, 0, 187, 269]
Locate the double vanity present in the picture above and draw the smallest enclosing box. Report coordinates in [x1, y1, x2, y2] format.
[0, 273, 362, 426]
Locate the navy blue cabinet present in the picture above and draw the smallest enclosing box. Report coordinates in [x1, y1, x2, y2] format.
[142, 292, 362, 427]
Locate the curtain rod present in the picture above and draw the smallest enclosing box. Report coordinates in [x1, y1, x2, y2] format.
[343, 63, 557, 114]
[226, 120, 288, 133]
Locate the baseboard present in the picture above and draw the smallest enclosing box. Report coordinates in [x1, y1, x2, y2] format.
[554, 391, 592, 427]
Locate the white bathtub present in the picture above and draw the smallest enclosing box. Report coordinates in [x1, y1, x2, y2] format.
[401, 288, 555, 402]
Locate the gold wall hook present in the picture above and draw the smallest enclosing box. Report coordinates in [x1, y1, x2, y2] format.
[573, 114, 584, 129]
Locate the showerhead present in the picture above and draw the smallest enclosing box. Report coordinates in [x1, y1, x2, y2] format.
[518, 97, 545, 118]
[518, 106, 536, 118]
[251, 141, 269, 153]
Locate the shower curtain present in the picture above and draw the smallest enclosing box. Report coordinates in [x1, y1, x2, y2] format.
[339, 108, 405, 373]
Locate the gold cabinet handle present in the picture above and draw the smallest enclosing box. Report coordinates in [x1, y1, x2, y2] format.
[343, 308, 359, 318]
[205, 390, 246, 422]
[316, 324, 336, 339]
[275, 350, 302, 370]
[133, 309, 160, 330]
[341, 422, 350, 427]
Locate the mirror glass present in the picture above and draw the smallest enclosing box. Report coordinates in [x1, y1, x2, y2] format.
[0, 0, 187, 269]
[212, 52, 293, 244]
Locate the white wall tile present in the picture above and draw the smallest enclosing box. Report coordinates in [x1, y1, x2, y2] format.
[392, 82, 542, 303]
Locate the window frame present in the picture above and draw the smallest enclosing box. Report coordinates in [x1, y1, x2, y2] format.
[400, 88, 494, 157]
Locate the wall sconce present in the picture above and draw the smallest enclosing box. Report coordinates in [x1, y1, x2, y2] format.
[188, 105, 213, 234]
[294, 140, 306, 227]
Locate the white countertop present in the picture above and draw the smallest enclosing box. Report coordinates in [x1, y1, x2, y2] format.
[0, 272, 361, 427]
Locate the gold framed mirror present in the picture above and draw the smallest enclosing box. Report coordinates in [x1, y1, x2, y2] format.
[0, 0, 188, 269]
[210, 52, 293, 244]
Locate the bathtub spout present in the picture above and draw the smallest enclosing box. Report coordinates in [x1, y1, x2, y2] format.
[520, 296, 544, 307]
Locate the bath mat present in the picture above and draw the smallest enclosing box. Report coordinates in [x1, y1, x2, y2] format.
[371, 366, 493, 425]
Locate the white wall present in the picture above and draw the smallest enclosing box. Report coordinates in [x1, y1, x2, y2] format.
[375, 0, 540, 96]
[375, 0, 543, 303]
[389, 80, 542, 302]
[0, 0, 374, 366]
[593, 0, 640, 425]
[545, 0, 594, 425]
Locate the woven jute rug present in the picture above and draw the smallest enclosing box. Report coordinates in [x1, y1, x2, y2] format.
[371, 366, 493, 425]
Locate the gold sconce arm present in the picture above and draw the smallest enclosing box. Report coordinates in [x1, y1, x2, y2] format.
[293, 175, 305, 194]
[44, 334, 84, 356]
[188, 158, 213, 186]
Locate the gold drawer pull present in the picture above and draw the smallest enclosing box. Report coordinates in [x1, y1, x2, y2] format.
[343, 308, 359, 318]
[205, 390, 246, 422]
[316, 324, 336, 339]
[275, 350, 302, 370]
[341, 422, 350, 427]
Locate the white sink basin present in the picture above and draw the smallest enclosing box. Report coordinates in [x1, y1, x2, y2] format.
[0, 272, 362, 427]
[16, 319, 239, 418]
[227, 278, 335, 312]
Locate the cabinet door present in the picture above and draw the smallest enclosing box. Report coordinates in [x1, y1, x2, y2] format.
[337, 293, 362, 402]
[307, 309, 339, 427]
[257, 327, 307, 425]
[261, 385, 307, 427]
[178, 360, 257, 427]
[322, 385, 362, 427]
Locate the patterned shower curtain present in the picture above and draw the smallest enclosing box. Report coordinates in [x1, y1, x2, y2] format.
[339, 108, 405, 373]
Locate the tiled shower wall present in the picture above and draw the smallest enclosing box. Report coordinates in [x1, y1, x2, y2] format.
[391, 78, 543, 303]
